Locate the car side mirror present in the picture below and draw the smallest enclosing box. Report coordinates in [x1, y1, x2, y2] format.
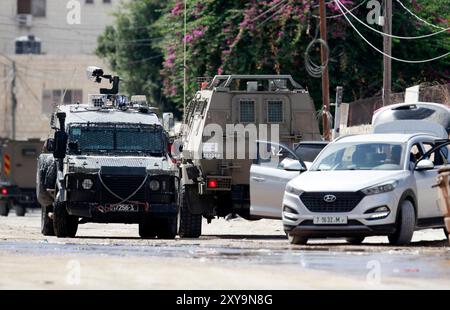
[53, 131, 68, 159]
[45, 138, 55, 152]
[282, 160, 307, 172]
[415, 159, 434, 171]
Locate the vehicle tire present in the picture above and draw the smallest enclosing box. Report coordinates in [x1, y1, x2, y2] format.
[0, 202, 9, 217]
[178, 186, 202, 238]
[288, 234, 308, 245]
[53, 202, 78, 238]
[14, 205, 26, 217]
[41, 205, 55, 236]
[346, 236, 365, 245]
[139, 216, 157, 239]
[388, 200, 416, 246]
[156, 215, 178, 239]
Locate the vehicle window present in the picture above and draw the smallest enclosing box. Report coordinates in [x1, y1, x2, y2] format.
[69, 124, 166, 155]
[423, 142, 447, 166]
[256, 142, 296, 169]
[294, 144, 327, 162]
[409, 144, 423, 163]
[310, 142, 405, 171]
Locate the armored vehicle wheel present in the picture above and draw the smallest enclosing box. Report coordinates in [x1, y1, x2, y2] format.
[53, 202, 78, 238]
[0, 202, 9, 217]
[178, 186, 202, 238]
[346, 236, 365, 245]
[156, 215, 177, 239]
[139, 216, 157, 239]
[14, 205, 26, 217]
[41, 205, 55, 236]
[388, 200, 415, 246]
[288, 234, 308, 245]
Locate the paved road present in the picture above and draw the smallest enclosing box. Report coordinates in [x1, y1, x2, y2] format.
[0, 210, 449, 289]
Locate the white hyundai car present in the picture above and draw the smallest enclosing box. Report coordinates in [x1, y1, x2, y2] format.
[282, 131, 449, 246]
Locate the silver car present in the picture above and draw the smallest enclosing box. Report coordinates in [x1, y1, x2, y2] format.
[282, 133, 449, 245]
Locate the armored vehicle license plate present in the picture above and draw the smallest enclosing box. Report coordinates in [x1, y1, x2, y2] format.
[313, 216, 348, 225]
[99, 204, 140, 213]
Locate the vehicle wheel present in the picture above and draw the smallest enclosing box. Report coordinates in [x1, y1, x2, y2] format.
[0, 202, 9, 217]
[178, 186, 202, 238]
[346, 236, 365, 245]
[14, 205, 26, 217]
[156, 215, 178, 239]
[41, 205, 55, 236]
[53, 202, 78, 238]
[139, 216, 157, 239]
[388, 200, 416, 246]
[288, 234, 308, 245]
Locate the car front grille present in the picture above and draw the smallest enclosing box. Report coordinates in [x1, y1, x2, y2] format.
[300, 192, 365, 213]
[100, 175, 147, 203]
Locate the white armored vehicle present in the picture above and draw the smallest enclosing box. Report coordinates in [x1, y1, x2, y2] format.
[177, 75, 321, 237]
[37, 68, 179, 238]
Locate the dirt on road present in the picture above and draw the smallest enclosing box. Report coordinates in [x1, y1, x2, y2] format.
[0, 211, 449, 289]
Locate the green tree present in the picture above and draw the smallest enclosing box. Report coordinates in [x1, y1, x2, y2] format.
[97, 0, 450, 114]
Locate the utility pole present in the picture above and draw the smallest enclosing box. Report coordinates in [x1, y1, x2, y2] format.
[11, 61, 17, 141]
[382, 0, 392, 107]
[319, 0, 331, 141]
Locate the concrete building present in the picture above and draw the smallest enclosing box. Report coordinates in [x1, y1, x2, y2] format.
[0, 0, 129, 140]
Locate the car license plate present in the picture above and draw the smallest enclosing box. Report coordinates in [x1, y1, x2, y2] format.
[313, 215, 348, 225]
[98, 204, 140, 213]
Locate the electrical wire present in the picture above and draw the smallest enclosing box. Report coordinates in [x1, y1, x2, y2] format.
[251, 0, 288, 22]
[334, 0, 450, 63]
[257, 3, 289, 29]
[312, 0, 367, 19]
[395, 0, 448, 31]
[335, 0, 450, 40]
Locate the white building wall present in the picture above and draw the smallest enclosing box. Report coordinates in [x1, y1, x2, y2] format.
[0, 0, 131, 140]
[0, 54, 113, 140]
[0, 0, 129, 55]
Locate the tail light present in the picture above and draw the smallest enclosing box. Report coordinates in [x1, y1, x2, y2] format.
[1, 188, 7, 195]
[207, 179, 218, 189]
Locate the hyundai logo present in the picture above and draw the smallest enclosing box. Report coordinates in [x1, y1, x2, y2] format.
[323, 194, 337, 203]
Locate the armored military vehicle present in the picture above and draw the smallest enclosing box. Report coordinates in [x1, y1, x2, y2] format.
[178, 75, 321, 237]
[0, 139, 43, 216]
[37, 67, 179, 238]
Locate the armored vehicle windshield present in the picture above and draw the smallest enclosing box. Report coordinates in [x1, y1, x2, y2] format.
[68, 123, 166, 156]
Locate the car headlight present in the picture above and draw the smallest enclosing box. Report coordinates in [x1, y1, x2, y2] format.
[285, 184, 303, 196]
[149, 180, 160, 191]
[81, 179, 93, 190]
[361, 180, 398, 195]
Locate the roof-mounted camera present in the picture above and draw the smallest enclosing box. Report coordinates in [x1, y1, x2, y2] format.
[86, 66, 120, 95]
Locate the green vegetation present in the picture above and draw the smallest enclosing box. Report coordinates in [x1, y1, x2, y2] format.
[97, 0, 450, 114]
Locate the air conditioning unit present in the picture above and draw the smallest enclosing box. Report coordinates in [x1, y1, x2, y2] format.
[16, 14, 33, 27]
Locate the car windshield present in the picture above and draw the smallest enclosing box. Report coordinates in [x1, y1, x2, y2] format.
[68, 123, 166, 155]
[310, 142, 405, 171]
[295, 143, 327, 162]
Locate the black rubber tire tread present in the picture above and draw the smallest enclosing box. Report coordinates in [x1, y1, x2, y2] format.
[388, 200, 415, 246]
[53, 202, 78, 238]
[178, 185, 202, 238]
[41, 205, 55, 236]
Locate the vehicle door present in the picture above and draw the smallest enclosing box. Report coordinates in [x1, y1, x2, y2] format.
[414, 139, 448, 218]
[250, 141, 306, 219]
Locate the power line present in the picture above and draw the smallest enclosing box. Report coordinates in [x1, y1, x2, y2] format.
[334, 0, 450, 63]
[312, 0, 367, 19]
[335, 0, 450, 40]
[395, 0, 448, 31]
[251, 0, 288, 22]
